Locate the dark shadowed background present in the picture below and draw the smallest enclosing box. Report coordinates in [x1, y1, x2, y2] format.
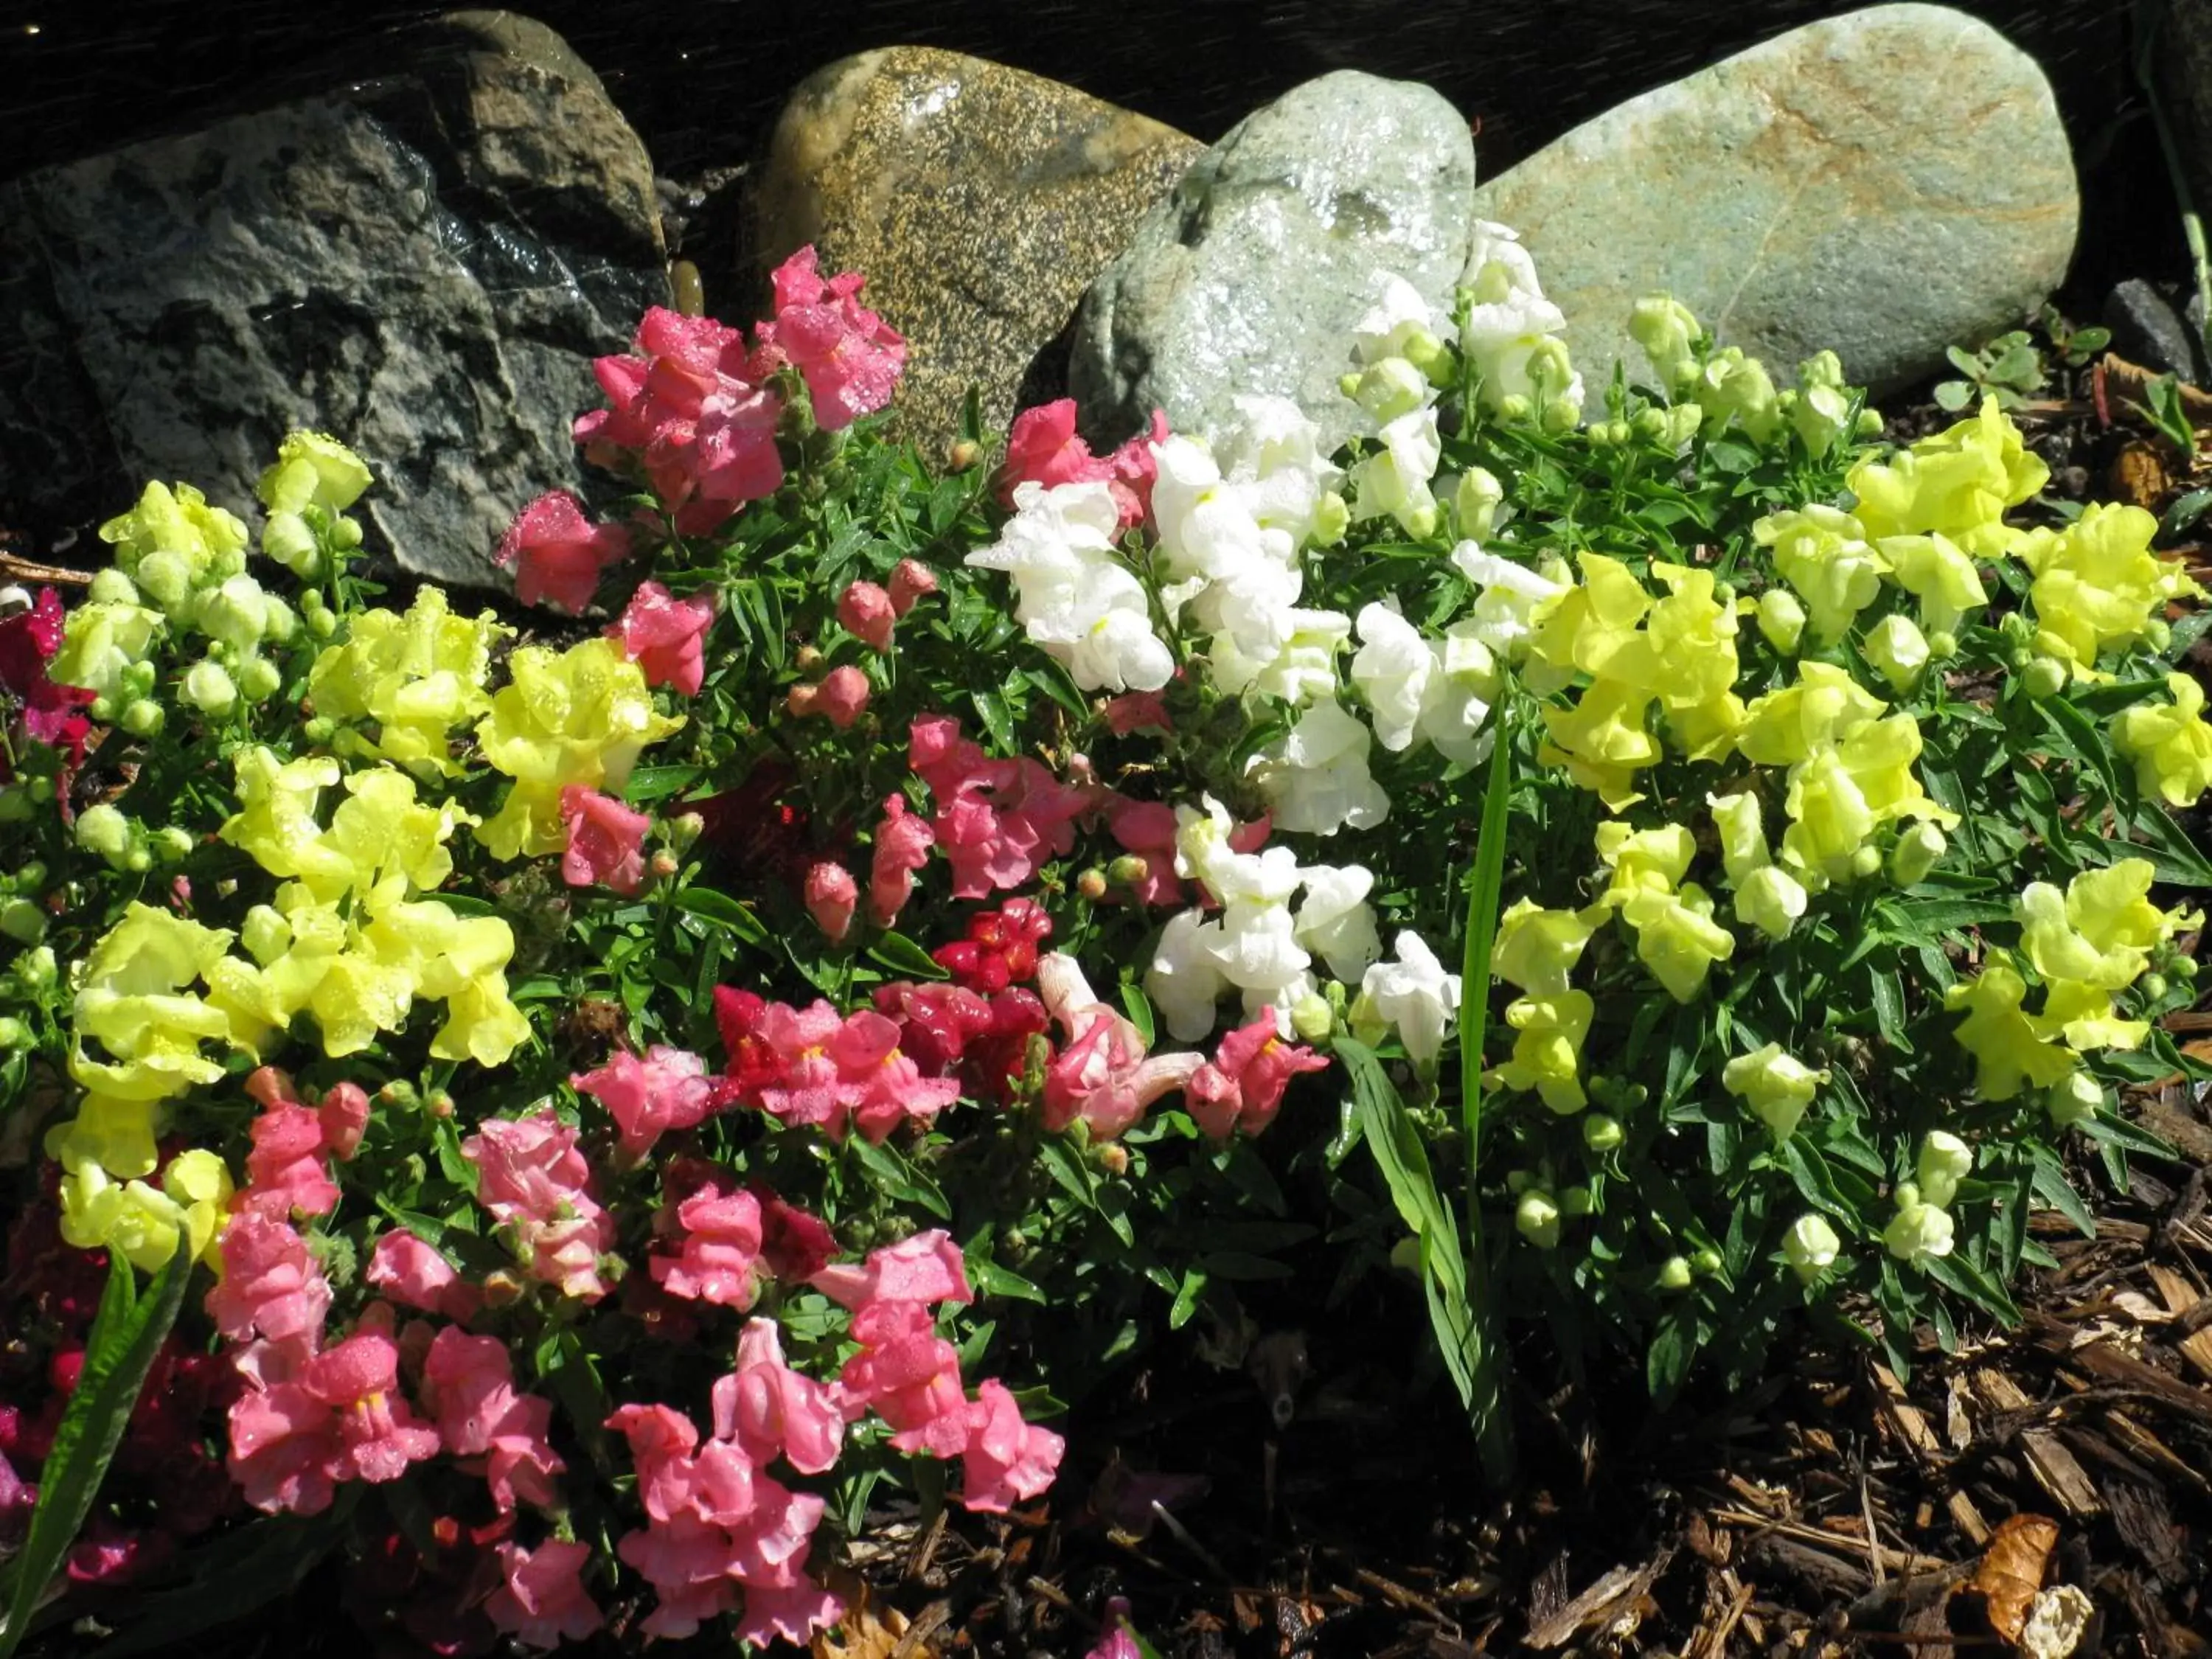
[0, 0, 2163, 299]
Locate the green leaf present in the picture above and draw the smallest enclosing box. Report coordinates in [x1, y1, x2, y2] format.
[94, 1495, 360, 1658]
[2030, 1148, 2096, 1239]
[672, 886, 771, 944]
[968, 1259, 1047, 1303]
[1458, 706, 1516, 1194]
[1, 1245, 193, 1659]
[622, 764, 706, 805]
[849, 1135, 952, 1220]
[864, 931, 948, 981]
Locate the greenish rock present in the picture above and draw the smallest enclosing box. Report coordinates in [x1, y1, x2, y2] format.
[1472, 2, 2078, 410]
[751, 48, 1202, 460]
[1071, 70, 1476, 450]
[0, 11, 668, 589]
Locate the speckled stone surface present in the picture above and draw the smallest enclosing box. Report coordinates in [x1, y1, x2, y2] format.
[1069, 70, 1475, 451]
[751, 47, 1201, 460]
[0, 12, 667, 589]
[1472, 2, 2078, 409]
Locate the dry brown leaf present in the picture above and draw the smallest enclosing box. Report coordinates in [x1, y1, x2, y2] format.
[1968, 1513, 2060, 1644]
[813, 1575, 934, 1659]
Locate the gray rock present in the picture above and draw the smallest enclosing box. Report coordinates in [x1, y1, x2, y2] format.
[0, 11, 668, 589]
[1071, 70, 1475, 449]
[2105, 279, 2206, 385]
[1470, 3, 2078, 408]
[750, 48, 1200, 462]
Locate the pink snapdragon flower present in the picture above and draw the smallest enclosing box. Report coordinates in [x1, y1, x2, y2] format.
[837, 580, 896, 651]
[995, 402, 1166, 529]
[364, 1229, 481, 1323]
[485, 1540, 605, 1651]
[754, 246, 905, 431]
[1107, 799, 1185, 907]
[887, 558, 938, 616]
[610, 580, 717, 695]
[1037, 954, 1202, 1139]
[462, 1111, 616, 1300]
[572, 1044, 720, 1160]
[908, 714, 1094, 897]
[962, 1379, 1064, 1512]
[836, 1300, 974, 1458]
[226, 1380, 341, 1514]
[868, 793, 934, 927]
[0, 585, 95, 765]
[1187, 1009, 1329, 1138]
[495, 490, 631, 614]
[237, 1066, 340, 1220]
[651, 1175, 765, 1308]
[419, 1327, 565, 1512]
[206, 1212, 332, 1360]
[316, 1082, 372, 1161]
[313, 1332, 442, 1484]
[740, 1001, 960, 1142]
[751, 1000, 846, 1130]
[1102, 689, 1172, 737]
[575, 307, 785, 535]
[811, 1228, 972, 1311]
[803, 860, 858, 942]
[713, 1318, 844, 1475]
[560, 785, 652, 895]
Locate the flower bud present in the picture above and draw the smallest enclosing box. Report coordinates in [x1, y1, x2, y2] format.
[887, 558, 939, 616]
[262, 510, 321, 575]
[1691, 1247, 1724, 1276]
[804, 860, 858, 942]
[1096, 1143, 1130, 1178]
[75, 803, 132, 864]
[1107, 854, 1152, 888]
[16, 945, 57, 990]
[1514, 1189, 1562, 1250]
[1926, 629, 1958, 659]
[1454, 466, 1504, 540]
[1863, 613, 1929, 693]
[816, 664, 872, 729]
[1312, 490, 1350, 547]
[1916, 1130, 1973, 1208]
[237, 657, 282, 702]
[1850, 844, 1884, 880]
[1075, 868, 1109, 901]
[649, 849, 681, 879]
[666, 813, 705, 853]
[2174, 955, 2199, 981]
[482, 1270, 524, 1307]
[1540, 394, 1582, 436]
[0, 898, 46, 945]
[2047, 1070, 2102, 1128]
[87, 568, 139, 605]
[427, 1090, 456, 1120]
[305, 604, 338, 640]
[793, 643, 824, 674]
[947, 438, 984, 473]
[119, 698, 164, 739]
[0, 787, 28, 824]
[0, 1017, 27, 1051]
[333, 516, 364, 551]
[1883, 1198, 1954, 1263]
[1495, 393, 1533, 423]
[2020, 656, 2066, 700]
[302, 717, 337, 745]
[1756, 589, 1806, 654]
[2140, 972, 2168, 1001]
[1782, 1214, 1840, 1281]
[1629, 294, 1703, 390]
[181, 659, 237, 716]
[1582, 1113, 1624, 1153]
[837, 580, 897, 652]
[120, 661, 158, 700]
[134, 549, 192, 610]
[125, 846, 152, 874]
[148, 827, 195, 864]
[1655, 1254, 1694, 1292]
[1889, 822, 1946, 888]
[1346, 357, 1431, 423]
[1290, 993, 1334, 1043]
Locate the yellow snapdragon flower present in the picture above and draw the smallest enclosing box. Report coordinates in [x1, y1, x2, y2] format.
[2015, 858, 2188, 992]
[97, 480, 250, 609]
[1736, 662, 1886, 767]
[1539, 678, 1659, 810]
[2113, 673, 2212, 806]
[1492, 900, 1596, 996]
[2012, 503, 2202, 675]
[1707, 791, 1809, 939]
[1879, 532, 1986, 639]
[1618, 883, 1736, 1003]
[49, 598, 165, 708]
[58, 1150, 234, 1274]
[1944, 957, 2076, 1101]
[44, 1094, 164, 1180]
[1721, 1042, 1829, 1138]
[2039, 978, 2148, 1053]
[258, 430, 372, 516]
[1486, 990, 1594, 1113]
[307, 589, 509, 773]
[1778, 714, 1954, 884]
[1847, 397, 2046, 557]
[1755, 505, 1888, 644]
[1594, 821, 1696, 902]
[66, 904, 237, 1103]
[475, 637, 684, 859]
[220, 750, 354, 895]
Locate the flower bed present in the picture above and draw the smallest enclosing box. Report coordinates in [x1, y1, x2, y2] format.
[0, 227, 2206, 1655]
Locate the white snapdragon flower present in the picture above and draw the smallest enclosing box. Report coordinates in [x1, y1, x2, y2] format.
[1026, 564, 1175, 692]
[1293, 863, 1382, 982]
[1248, 699, 1390, 835]
[968, 479, 1172, 692]
[1208, 608, 1350, 706]
[1211, 902, 1313, 1006]
[1349, 406, 1441, 537]
[1186, 556, 1304, 663]
[1351, 602, 1436, 751]
[1461, 221, 1585, 415]
[1422, 622, 1498, 765]
[1449, 544, 1569, 661]
[1146, 908, 1231, 1043]
[1213, 395, 1340, 548]
[1150, 436, 1293, 586]
[1352, 274, 1438, 364]
[1357, 931, 1461, 1066]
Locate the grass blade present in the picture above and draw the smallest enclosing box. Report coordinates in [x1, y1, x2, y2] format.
[0, 1243, 193, 1659]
